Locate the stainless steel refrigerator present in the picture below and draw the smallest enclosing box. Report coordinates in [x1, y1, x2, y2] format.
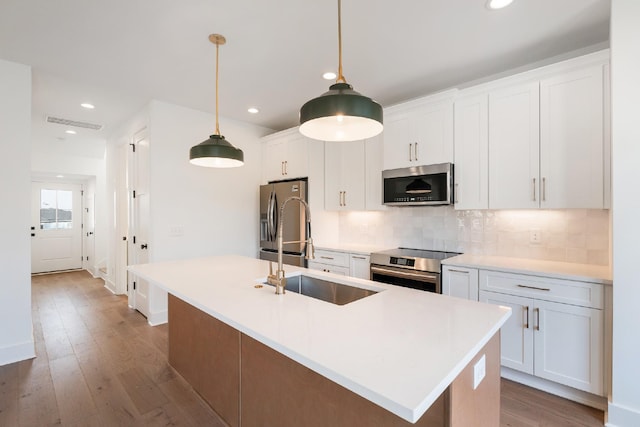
[259, 179, 308, 267]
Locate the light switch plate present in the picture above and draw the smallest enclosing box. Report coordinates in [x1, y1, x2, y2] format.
[473, 354, 486, 390]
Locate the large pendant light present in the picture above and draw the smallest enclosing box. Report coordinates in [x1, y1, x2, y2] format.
[189, 34, 244, 168]
[299, 0, 383, 142]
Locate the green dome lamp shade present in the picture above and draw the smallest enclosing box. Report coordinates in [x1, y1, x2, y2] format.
[299, 0, 383, 142]
[189, 34, 244, 168]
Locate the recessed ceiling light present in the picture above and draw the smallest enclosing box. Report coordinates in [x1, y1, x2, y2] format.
[322, 72, 337, 80]
[56, 175, 64, 178]
[486, 0, 514, 10]
[248, 107, 259, 114]
[81, 103, 95, 109]
[65, 130, 77, 134]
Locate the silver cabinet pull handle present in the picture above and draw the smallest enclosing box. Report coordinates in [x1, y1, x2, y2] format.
[446, 269, 468, 274]
[352, 256, 367, 260]
[534, 307, 540, 331]
[532, 178, 536, 201]
[414, 142, 418, 162]
[455, 183, 459, 204]
[542, 177, 546, 202]
[343, 191, 347, 206]
[524, 306, 529, 329]
[281, 161, 285, 176]
[516, 284, 551, 292]
[285, 160, 288, 175]
[320, 256, 334, 260]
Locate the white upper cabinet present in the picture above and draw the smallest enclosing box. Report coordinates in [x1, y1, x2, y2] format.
[540, 65, 604, 209]
[453, 52, 609, 210]
[454, 93, 489, 210]
[262, 129, 309, 183]
[383, 92, 455, 170]
[325, 141, 366, 211]
[364, 134, 386, 211]
[488, 82, 540, 209]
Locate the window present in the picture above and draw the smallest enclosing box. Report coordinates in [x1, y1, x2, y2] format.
[40, 189, 73, 230]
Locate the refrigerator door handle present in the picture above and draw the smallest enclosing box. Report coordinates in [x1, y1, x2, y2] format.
[267, 191, 274, 241]
[269, 191, 278, 241]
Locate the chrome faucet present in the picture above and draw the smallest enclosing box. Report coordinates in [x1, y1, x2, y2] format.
[266, 196, 314, 294]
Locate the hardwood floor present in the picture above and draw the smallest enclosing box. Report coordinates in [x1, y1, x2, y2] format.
[0, 271, 605, 426]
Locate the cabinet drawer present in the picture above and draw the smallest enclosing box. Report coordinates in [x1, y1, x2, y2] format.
[479, 270, 603, 309]
[313, 249, 350, 268]
[307, 261, 350, 276]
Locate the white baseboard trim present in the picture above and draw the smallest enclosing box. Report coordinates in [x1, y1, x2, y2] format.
[606, 402, 640, 427]
[0, 339, 35, 366]
[501, 367, 606, 410]
[104, 278, 117, 294]
[148, 309, 168, 326]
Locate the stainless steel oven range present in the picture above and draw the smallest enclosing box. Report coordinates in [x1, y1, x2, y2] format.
[369, 248, 461, 293]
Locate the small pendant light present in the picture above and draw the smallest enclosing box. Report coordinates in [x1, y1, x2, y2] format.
[190, 34, 244, 168]
[299, 0, 383, 142]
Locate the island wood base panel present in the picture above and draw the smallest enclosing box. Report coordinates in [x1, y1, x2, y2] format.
[168, 294, 500, 427]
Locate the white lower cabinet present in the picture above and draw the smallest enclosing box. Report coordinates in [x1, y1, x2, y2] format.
[349, 254, 371, 280]
[308, 249, 371, 279]
[308, 249, 350, 276]
[441, 266, 479, 301]
[479, 270, 604, 396]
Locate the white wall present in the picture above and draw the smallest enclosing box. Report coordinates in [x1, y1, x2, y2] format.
[147, 100, 271, 262]
[0, 59, 34, 365]
[609, 1, 640, 425]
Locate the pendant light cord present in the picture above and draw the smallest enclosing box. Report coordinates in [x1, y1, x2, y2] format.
[336, 0, 346, 83]
[215, 40, 220, 135]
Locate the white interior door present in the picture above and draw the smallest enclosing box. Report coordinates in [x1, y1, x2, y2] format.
[83, 191, 95, 273]
[31, 182, 83, 273]
[128, 130, 151, 318]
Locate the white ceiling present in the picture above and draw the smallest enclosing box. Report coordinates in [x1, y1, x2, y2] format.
[0, 0, 610, 150]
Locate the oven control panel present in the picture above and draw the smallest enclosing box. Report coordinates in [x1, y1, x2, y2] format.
[390, 257, 415, 267]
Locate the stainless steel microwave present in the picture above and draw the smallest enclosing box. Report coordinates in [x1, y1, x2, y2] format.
[382, 163, 454, 206]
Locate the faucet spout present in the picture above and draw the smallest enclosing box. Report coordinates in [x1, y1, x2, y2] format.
[266, 196, 314, 295]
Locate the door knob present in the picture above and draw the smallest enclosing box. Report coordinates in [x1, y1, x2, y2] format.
[141, 244, 148, 249]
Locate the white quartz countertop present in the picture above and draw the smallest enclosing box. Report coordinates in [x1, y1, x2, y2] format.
[443, 254, 612, 285]
[129, 255, 510, 423]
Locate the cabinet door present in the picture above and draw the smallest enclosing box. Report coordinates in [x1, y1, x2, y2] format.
[442, 266, 479, 301]
[454, 94, 489, 209]
[489, 82, 540, 209]
[283, 134, 309, 179]
[533, 299, 603, 395]
[324, 141, 365, 211]
[349, 254, 370, 280]
[364, 135, 386, 211]
[540, 65, 604, 209]
[410, 99, 454, 165]
[263, 139, 287, 182]
[480, 291, 534, 374]
[382, 112, 411, 170]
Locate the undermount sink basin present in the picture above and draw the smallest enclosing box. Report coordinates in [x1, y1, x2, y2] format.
[263, 274, 379, 305]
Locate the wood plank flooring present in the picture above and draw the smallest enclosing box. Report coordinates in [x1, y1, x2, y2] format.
[0, 271, 605, 426]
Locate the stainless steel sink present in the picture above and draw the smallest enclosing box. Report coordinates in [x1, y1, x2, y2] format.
[263, 274, 379, 305]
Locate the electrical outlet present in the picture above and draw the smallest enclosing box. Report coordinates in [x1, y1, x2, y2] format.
[529, 229, 542, 244]
[169, 225, 184, 237]
[473, 354, 486, 390]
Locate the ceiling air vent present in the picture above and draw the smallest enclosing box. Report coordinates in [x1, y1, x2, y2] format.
[46, 116, 103, 131]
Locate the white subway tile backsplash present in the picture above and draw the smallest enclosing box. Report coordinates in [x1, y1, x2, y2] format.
[338, 207, 610, 266]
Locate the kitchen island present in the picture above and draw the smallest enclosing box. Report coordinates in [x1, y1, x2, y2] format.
[129, 255, 511, 426]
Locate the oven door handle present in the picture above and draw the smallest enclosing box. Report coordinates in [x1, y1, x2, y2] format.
[370, 266, 438, 283]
